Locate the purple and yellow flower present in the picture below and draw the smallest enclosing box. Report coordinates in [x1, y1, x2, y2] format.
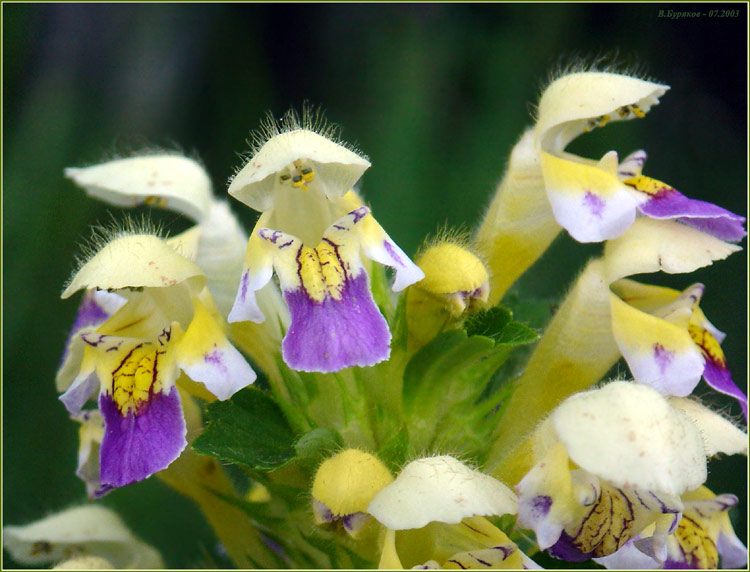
[610, 280, 748, 418]
[57, 231, 256, 494]
[515, 382, 747, 563]
[536, 72, 746, 244]
[227, 112, 424, 372]
[595, 486, 748, 569]
[476, 71, 745, 306]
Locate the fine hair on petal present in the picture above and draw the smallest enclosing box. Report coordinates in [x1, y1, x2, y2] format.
[65, 213, 165, 289]
[231, 102, 369, 182]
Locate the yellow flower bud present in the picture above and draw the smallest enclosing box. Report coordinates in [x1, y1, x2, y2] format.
[312, 449, 393, 518]
[406, 242, 490, 351]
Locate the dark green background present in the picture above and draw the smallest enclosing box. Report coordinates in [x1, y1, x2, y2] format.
[4, 3, 747, 568]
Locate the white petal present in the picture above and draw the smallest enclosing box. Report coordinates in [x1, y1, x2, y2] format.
[552, 381, 707, 495]
[536, 72, 669, 152]
[66, 154, 212, 222]
[541, 151, 638, 242]
[603, 218, 742, 283]
[62, 234, 205, 299]
[229, 129, 370, 212]
[610, 291, 704, 396]
[668, 397, 748, 457]
[2, 505, 163, 569]
[617, 150, 648, 179]
[228, 216, 275, 324]
[594, 541, 660, 569]
[367, 456, 517, 530]
[356, 209, 425, 291]
[192, 201, 249, 317]
[178, 298, 256, 400]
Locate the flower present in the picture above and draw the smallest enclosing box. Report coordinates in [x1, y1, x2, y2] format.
[367, 456, 526, 569]
[311, 449, 394, 538]
[594, 486, 748, 569]
[405, 241, 490, 350]
[65, 152, 251, 317]
[515, 382, 747, 562]
[476, 71, 745, 304]
[57, 231, 256, 492]
[2, 504, 163, 569]
[227, 112, 424, 372]
[536, 72, 745, 243]
[610, 279, 748, 418]
[486, 217, 743, 475]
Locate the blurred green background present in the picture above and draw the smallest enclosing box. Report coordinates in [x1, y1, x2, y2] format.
[3, 3, 747, 568]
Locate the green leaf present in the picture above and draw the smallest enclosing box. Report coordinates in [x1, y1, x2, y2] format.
[465, 306, 538, 345]
[293, 427, 344, 470]
[193, 387, 297, 470]
[377, 425, 410, 472]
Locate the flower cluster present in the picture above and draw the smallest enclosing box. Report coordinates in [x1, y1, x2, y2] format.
[4, 71, 746, 570]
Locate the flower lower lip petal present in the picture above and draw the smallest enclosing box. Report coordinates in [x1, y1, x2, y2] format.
[98, 386, 187, 488]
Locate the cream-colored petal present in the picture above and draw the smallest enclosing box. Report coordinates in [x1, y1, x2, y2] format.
[62, 234, 205, 298]
[668, 397, 748, 457]
[229, 129, 370, 212]
[65, 154, 212, 222]
[552, 381, 707, 495]
[2, 504, 163, 569]
[368, 456, 517, 530]
[191, 201, 248, 317]
[535, 72, 669, 152]
[603, 218, 741, 283]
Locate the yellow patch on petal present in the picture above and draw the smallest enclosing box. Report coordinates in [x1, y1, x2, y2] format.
[672, 514, 719, 569]
[623, 175, 674, 196]
[298, 241, 348, 303]
[571, 484, 640, 557]
[688, 323, 726, 367]
[111, 344, 167, 415]
[541, 152, 624, 198]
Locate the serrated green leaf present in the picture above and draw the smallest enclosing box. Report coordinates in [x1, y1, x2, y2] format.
[193, 387, 297, 470]
[465, 306, 539, 345]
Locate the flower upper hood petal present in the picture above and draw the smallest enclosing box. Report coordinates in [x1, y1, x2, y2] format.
[65, 154, 213, 222]
[62, 233, 206, 298]
[535, 72, 669, 152]
[229, 128, 371, 212]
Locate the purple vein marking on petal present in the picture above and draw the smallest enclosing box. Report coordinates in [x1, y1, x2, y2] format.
[702, 358, 748, 420]
[531, 495, 553, 519]
[239, 271, 250, 302]
[350, 206, 369, 223]
[281, 271, 391, 372]
[204, 348, 229, 375]
[583, 191, 605, 218]
[59, 292, 115, 367]
[98, 387, 187, 489]
[637, 189, 747, 242]
[383, 240, 405, 267]
[653, 343, 674, 375]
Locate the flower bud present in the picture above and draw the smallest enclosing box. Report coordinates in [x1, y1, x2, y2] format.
[311, 449, 393, 538]
[406, 242, 489, 350]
